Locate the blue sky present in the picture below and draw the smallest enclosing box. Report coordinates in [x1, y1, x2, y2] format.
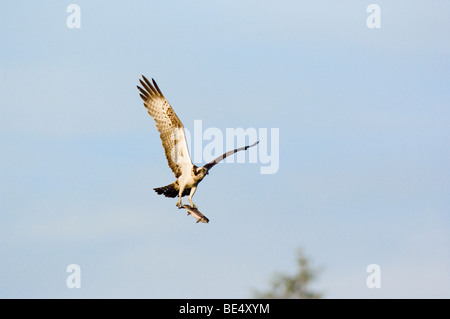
[1, 1, 449, 298]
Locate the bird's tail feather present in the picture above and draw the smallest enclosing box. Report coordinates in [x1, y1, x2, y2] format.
[154, 182, 190, 198]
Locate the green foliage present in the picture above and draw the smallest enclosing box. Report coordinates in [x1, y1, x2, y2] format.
[254, 248, 322, 299]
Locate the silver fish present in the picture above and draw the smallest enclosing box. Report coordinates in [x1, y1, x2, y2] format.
[179, 205, 209, 223]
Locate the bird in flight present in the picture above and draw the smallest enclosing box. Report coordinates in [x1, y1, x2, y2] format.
[137, 75, 258, 209]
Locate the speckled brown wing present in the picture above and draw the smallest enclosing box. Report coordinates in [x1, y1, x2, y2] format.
[137, 76, 193, 178]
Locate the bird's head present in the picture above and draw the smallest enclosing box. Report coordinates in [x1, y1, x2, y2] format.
[195, 167, 209, 179]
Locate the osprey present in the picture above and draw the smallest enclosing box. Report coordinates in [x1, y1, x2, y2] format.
[137, 75, 258, 209]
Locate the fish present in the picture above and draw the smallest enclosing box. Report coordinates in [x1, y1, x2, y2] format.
[179, 205, 209, 223]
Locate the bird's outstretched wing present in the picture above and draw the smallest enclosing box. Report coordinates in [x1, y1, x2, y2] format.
[137, 75, 192, 178]
[203, 141, 259, 171]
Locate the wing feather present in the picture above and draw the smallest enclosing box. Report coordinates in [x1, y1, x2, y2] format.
[203, 141, 259, 171]
[137, 76, 192, 178]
